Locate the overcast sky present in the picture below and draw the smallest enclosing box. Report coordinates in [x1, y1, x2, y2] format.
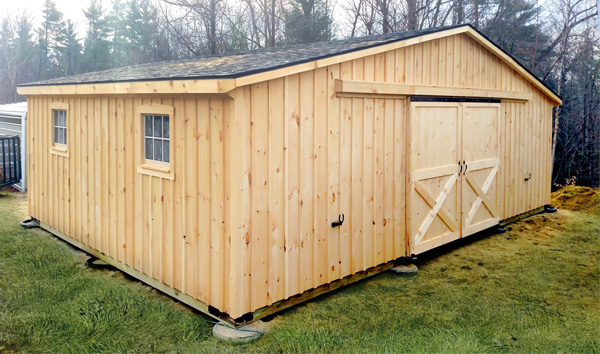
[0, 0, 113, 36]
[0, 0, 350, 39]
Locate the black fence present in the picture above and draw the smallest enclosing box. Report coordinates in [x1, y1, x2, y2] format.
[0, 135, 21, 189]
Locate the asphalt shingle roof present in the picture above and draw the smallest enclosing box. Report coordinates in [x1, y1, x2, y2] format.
[21, 25, 465, 87]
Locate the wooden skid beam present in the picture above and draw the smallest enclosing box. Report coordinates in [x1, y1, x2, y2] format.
[498, 206, 545, 227]
[38, 220, 399, 327]
[250, 262, 396, 322]
[335, 79, 533, 101]
[37, 222, 238, 326]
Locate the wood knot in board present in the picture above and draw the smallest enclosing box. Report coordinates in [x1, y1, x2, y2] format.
[244, 232, 250, 245]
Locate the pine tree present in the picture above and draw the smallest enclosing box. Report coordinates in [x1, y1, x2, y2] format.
[0, 13, 36, 102]
[15, 15, 36, 90]
[284, 0, 332, 44]
[82, 0, 111, 72]
[126, 0, 158, 64]
[126, 0, 169, 64]
[0, 18, 15, 102]
[55, 20, 82, 76]
[36, 0, 63, 80]
[481, 0, 548, 70]
[108, 0, 128, 67]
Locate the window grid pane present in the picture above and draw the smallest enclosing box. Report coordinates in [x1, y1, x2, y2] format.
[163, 141, 170, 163]
[53, 110, 67, 145]
[144, 114, 170, 163]
[145, 138, 153, 160]
[154, 138, 163, 161]
[145, 115, 153, 137]
[163, 117, 169, 138]
[153, 116, 162, 138]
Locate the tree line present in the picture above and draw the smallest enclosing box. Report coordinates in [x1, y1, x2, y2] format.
[0, 0, 598, 187]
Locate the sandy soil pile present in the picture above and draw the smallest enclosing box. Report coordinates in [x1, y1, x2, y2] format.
[551, 186, 599, 215]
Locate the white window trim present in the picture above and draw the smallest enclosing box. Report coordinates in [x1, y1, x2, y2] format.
[49, 101, 69, 157]
[135, 103, 175, 180]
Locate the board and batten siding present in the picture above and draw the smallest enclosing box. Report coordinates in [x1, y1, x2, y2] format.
[227, 32, 555, 317]
[226, 71, 407, 316]
[327, 32, 554, 221]
[25, 31, 556, 320]
[27, 95, 234, 312]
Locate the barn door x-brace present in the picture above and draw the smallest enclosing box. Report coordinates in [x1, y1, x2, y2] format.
[408, 98, 500, 255]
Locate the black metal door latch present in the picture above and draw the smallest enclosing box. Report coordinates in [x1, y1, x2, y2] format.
[331, 214, 345, 227]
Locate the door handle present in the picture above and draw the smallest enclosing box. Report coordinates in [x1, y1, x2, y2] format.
[331, 214, 344, 228]
[458, 161, 462, 174]
[463, 160, 467, 175]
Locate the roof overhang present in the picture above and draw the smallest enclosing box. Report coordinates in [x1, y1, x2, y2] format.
[17, 25, 562, 106]
[17, 78, 236, 96]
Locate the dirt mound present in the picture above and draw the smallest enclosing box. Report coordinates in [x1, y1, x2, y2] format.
[551, 186, 600, 214]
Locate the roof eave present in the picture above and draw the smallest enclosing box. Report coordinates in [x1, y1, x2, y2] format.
[17, 24, 562, 105]
[17, 78, 237, 96]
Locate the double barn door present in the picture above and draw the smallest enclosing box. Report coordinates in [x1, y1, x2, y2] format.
[408, 101, 500, 255]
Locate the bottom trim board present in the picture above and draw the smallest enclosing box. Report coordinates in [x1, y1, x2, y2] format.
[37, 222, 234, 325]
[36, 221, 397, 327]
[37, 205, 546, 326]
[251, 262, 396, 322]
[499, 206, 545, 226]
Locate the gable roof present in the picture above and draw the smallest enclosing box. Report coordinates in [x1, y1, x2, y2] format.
[22, 25, 459, 86]
[18, 24, 561, 105]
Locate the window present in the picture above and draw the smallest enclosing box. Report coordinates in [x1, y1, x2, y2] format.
[136, 103, 174, 180]
[144, 114, 170, 163]
[49, 101, 69, 157]
[144, 114, 171, 163]
[53, 110, 67, 145]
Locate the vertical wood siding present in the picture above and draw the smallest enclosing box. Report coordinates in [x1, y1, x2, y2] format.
[390, 33, 554, 220]
[27, 95, 232, 312]
[228, 33, 555, 317]
[228, 65, 407, 317]
[27, 32, 556, 319]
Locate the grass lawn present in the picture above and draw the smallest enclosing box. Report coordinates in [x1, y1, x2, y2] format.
[0, 188, 598, 353]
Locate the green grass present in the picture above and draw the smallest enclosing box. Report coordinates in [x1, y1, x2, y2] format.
[0, 191, 598, 353]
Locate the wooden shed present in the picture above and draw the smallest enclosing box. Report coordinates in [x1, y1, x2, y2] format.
[17, 24, 562, 325]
